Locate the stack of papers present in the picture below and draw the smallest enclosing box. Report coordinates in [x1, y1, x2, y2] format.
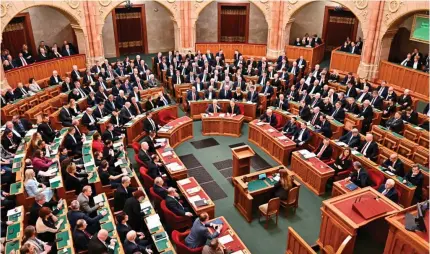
[155, 138, 167, 143]
[335, 141, 347, 147]
[93, 194, 105, 204]
[177, 178, 191, 185]
[187, 187, 200, 195]
[297, 149, 310, 155]
[49, 176, 61, 185]
[218, 235, 233, 244]
[166, 162, 183, 172]
[267, 129, 275, 133]
[113, 142, 123, 148]
[189, 195, 202, 203]
[84, 161, 95, 167]
[140, 201, 152, 211]
[146, 214, 161, 229]
[219, 113, 226, 117]
[7, 207, 22, 217]
[351, 150, 361, 155]
[256, 122, 265, 126]
[278, 136, 287, 140]
[161, 151, 173, 157]
[303, 153, 316, 159]
[158, 127, 168, 133]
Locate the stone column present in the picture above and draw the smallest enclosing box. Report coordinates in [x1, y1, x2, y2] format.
[0, 62, 9, 89]
[83, 1, 104, 65]
[266, 1, 285, 58]
[178, 1, 194, 54]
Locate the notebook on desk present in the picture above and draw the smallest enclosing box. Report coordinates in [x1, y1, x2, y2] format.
[345, 183, 358, 191]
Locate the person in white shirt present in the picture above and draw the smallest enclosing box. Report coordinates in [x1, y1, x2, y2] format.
[28, 78, 42, 94]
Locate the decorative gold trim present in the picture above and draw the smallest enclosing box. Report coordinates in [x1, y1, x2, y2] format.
[4, 22, 24, 32]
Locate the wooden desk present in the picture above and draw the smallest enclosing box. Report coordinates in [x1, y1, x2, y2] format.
[285, 44, 325, 71]
[189, 100, 256, 122]
[124, 105, 178, 145]
[329, 47, 361, 75]
[384, 205, 429, 254]
[177, 177, 215, 218]
[291, 151, 335, 195]
[208, 216, 250, 253]
[201, 113, 244, 137]
[156, 145, 188, 181]
[196, 43, 267, 60]
[332, 179, 361, 198]
[318, 187, 403, 254]
[248, 119, 296, 166]
[233, 167, 297, 222]
[157, 116, 193, 148]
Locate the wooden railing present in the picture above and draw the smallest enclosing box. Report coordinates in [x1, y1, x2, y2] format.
[378, 60, 429, 100]
[4, 54, 86, 88]
[329, 46, 361, 74]
[285, 43, 325, 69]
[195, 43, 267, 60]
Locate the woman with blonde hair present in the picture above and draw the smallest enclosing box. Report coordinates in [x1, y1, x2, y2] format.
[273, 169, 293, 200]
[30, 132, 43, 151]
[69, 98, 80, 116]
[24, 169, 53, 201]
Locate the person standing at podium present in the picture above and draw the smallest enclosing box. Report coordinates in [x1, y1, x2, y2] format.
[346, 161, 369, 188]
[205, 100, 221, 114]
[378, 179, 399, 203]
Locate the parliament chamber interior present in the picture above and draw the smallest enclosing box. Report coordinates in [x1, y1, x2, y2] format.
[0, 0, 429, 254]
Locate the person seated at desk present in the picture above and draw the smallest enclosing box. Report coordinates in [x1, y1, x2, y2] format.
[358, 133, 378, 161]
[404, 164, 424, 204]
[320, 97, 333, 115]
[327, 101, 345, 123]
[344, 97, 359, 114]
[185, 212, 222, 249]
[338, 128, 361, 149]
[261, 81, 274, 99]
[314, 114, 332, 138]
[166, 187, 193, 217]
[218, 84, 232, 100]
[64, 127, 83, 157]
[82, 107, 99, 132]
[1, 130, 18, 154]
[114, 176, 141, 212]
[35, 207, 60, 245]
[77, 185, 102, 216]
[346, 161, 370, 188]
[68, 200, 106, 235]
[397, 89, 412, 110]
[124, 230, 153, 254]
[378, 179, 399, 203]
[247, 85, 258, 103]
[273, 94, 288, 111]
[123, 190, 147, 232]
[315, 138, 333, 161]
[259, 108, 277, 127]
[292, 122, 310, 147]
[73, 219, 93, 252]
[98, 160, 126, 188]
[356, 100, 373, 134]
[205, 85, 217, 100]
[24, 169, 54, 202]
[381, 99, 396, 126]
[282, 117, 298, 138]
[153, 177, 169, 199]
[232, 87, 243, 101]
[120, 102, 135, 125]
[382, 153, 404, 177]
[88, 229, 116, 254]
[227, 99, 241, 116]
[309, 107, 322, 126]
[21, 225, 52, 254]
[203, 239, 227, 254]
[206, 99, 221, 114]
[402, 107, 418, 125]
[330, 148, 352, 175]
[273, 169, 293, 200]
[385, 112, 404, 134]
[29, 194, 62, 226]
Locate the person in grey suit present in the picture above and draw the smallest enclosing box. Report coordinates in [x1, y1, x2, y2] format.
[77, 185, 102, 215]
[185, 212, 222, 249]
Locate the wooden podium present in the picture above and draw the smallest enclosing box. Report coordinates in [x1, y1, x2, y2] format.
[232, 145, 255, 177]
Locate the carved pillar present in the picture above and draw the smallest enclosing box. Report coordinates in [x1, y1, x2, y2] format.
[0, 62, 9, 89]
[83, 1, 104, 65]
[178, 1, 194, 54]
[266, 1, 285, 58]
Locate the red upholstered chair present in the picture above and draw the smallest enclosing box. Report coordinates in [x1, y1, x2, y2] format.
[135, 154, 145, 167]
[333, 166, 353, 181]
[150, 187, 163, 210]
[238, 103, 245, 115]
[158, 110, 177, 125]
[139, 166, 154, 190]
[368, 170, 384, 189]
[172, 230, 204, 254]
[160, 200, 192, 230]
[132, 142, 140, 154]
[274, 113, 283, 131]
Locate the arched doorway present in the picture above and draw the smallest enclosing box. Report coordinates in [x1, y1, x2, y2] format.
[195, 0, 268, 44]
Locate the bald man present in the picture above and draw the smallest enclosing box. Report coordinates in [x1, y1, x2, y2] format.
[82, 107, 98, 131]
[259, 109, 277, 127]
[382, 153, 404, 177]
[124, 230, 153, 254]
[88, 229, 116, 254]
[378, 179, 398, 203]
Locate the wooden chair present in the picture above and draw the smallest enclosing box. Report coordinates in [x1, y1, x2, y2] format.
[396, 139, 416, 159]
[258, 197, 280, 228]
[417, 135, 429, 148]
[323, 235, 353, 254]
[382, 135, 399, 151]
[403, 128, 418, 142]
[280, 183, 301, 216]
[411, 148, 429, 165]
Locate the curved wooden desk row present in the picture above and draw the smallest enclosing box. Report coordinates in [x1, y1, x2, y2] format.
[195, 43, 267, 61]
[201, 113, 244, 137]
[5, 54, 86, 89]
[1, 85, 62, 122]
[157, 115, 193, 149]
[189, 100, 257, 122]
[329, 46, 361, 75]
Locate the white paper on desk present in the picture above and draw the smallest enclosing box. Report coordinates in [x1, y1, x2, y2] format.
[256, 122, 264, 126]
[161, 151, 173, 157]
[268, 129, 275, 133]
[219, 113, 226, 118]
[140, 201, 152, 210]
[385, 171, 395, 176]
[232, 251, 244, 254]
[93, 194, 104, 204]
[303, 153, 316, 159]
[177, 178, 191, 185]
[351, 150, 360, 155]
[7, 207, 22, 216]
[155, 138, 167, 143]
[113, 142, 122, 148]
[246, 101, 253, 104]
[158, 128, 168, 133]
[188, 195, 201, 203]
[297, 149, 310, 155]
[146, 214, 161, 229]
[46, 168, 58, 175]
[84, 161, 94, 167]
[277, 136, 287, 140]
[414, 126, 424, 130]
[166, 162, 179, 169]
[25, 129, 37, 137]
[170, 164, 183, 172]
[218, 235, 234, 245]
[15, 153, 25, 159]
[335, 141, 347, 147]
[49, 176, 61, 184]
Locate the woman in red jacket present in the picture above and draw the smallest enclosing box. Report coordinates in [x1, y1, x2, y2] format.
[92, 132, 104, 153]
[32, 149, 56, 173]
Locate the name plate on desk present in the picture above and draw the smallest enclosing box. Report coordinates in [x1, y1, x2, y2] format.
[352, 198, 388, 220]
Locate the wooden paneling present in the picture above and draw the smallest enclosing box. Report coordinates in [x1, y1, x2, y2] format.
[5, 54, 86, 88]
[286, 227, 316, 254]
[329, 47, 361, 74]
[195, 43, 267, 59]
[378, 60, 429, 100]
[285, 44, 325, 69]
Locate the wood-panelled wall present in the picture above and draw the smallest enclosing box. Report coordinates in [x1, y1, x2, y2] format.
[378, 60, 429, 99]
[195, 43, 266, 59]
[5, 54, 86, 88]
[285, 227, 316, 254]
[329, 47, 361, 74]
[285, 44, 325, 69]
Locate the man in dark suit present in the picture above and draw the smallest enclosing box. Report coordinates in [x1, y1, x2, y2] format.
[298, 100, 311, 121]
[357, 100, 373, 133]
[382, 153, 404, 177]
[226, 99, 241, 115]
[142, 131, 162, 154]
[339, 128, 361, 149]
[123, 230, 151, 254]
[356, 86, 371, 104]
[50, 70, 63, 86]
[261, 81, 274, 99]
[59, 103, 73, 127]
[102, 123, 120, 142]
[71, 65, 82, 82]
[62, 44, 75, 56]
[157, 92, 171, 107]
[344, 97, 359, 114]
[187, 87, 200, 103]
[376, 81, 389, 99]
[143, 112, 158, 132]
[384, 87, 397, 102]
[129, 97, 143, 116]
[386, 112, 404, 133]
[88, 229, 115, 254]
[82, 108, 98, 131]
[205, 100, 222, 114]
[83, 70, 96, 85]
[64, 127, 83, 157]
[282, 117, 298, 138]
[218, 84, 232, 100]
[345, 82, 357, 98]
[292, 122, 310, 147]
[165, 187, 193, 217]
[61, 77, 74, 92]
[309, 93, 322, 108]
[14, 83, 30, 99]
[315, 138, 333, 161]
[349, 42, 360, 54]
[73, 219, 93, 252]
[28, 194, 62, 226]
[378, 179, 399, 203]
[328, 101, 345, 123]
[119, 102, 134, 125]
[359, 133, 379, 161]
[369, 90, 383, 110]
[115, 91, 127, 109]
[272, 94, 288, 110]
[259, 109, 277, 127]
[398, 89, 413, 110]
[233, 76, 246, 91]
[285, 84, 299, 102]
[205, 86, 217, 100]
[113, 176, 138, 212]
[37, 114, 57, 143]
[247, 86, 258, 103]
[38, 48, 50, 61]
[402, 107, 418, 125]
[347, 162, 370, 188]
[153, 177, 168, 200]
[315, 114, 332, 138]
[104, 95, 117, 114]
